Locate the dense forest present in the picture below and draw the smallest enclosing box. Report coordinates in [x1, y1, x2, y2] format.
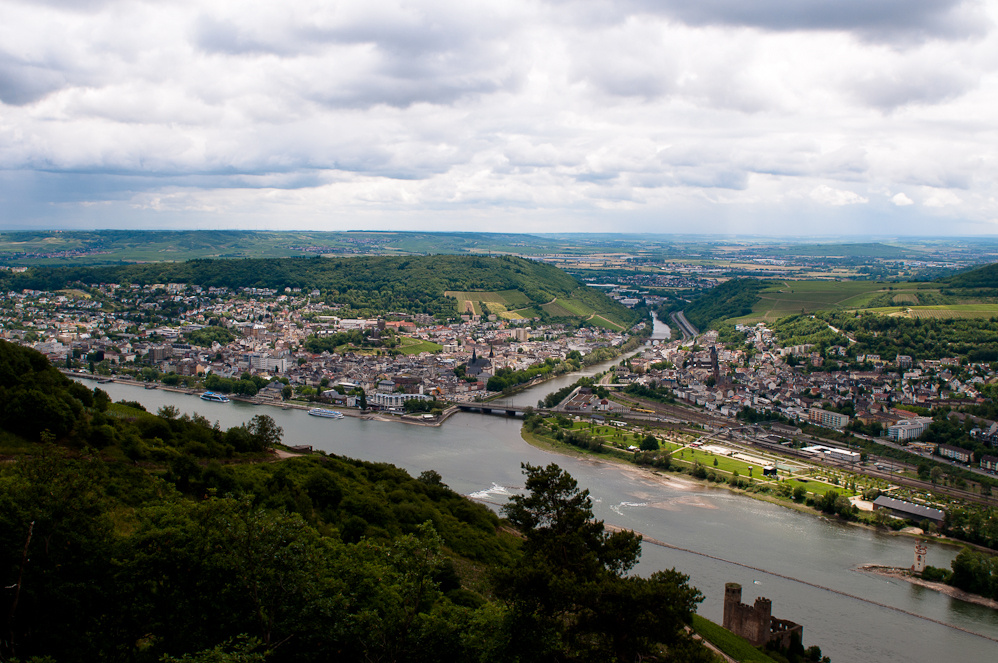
[940, 261, 998, 296]
[0, 341, 711, 662]
[0, 254, 640, 326]
[772, 312, 998, 364]
[673, 279, 768, 331]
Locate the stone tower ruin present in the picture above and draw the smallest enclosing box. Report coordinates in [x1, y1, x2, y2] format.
[722, 582, 802, 649]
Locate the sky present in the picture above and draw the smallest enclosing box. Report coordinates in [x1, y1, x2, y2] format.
[1, 0, 997, 236]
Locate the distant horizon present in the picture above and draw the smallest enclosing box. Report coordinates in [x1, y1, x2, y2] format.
[3, 227, 998, 243]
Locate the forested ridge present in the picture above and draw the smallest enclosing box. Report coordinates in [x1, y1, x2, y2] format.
[676, 278, 769, 331]
[0, 341, 710, 663]
[0, 254, 639, 324]
[940, 261, 998, 294]
[772, 312, 998, 364]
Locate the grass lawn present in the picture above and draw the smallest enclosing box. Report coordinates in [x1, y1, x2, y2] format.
[396, 337, 443, 355]
[691, 615, 781, 663]
[783, 477, 857, 498]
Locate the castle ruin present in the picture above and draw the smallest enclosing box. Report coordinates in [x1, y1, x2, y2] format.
[722, 582, 803, 649]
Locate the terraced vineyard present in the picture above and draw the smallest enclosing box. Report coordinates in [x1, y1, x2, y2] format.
[730, 280, 941, 324]
[446, 286, 634, 329]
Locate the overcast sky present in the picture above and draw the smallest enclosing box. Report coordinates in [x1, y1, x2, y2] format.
[2, 0, 997, 236]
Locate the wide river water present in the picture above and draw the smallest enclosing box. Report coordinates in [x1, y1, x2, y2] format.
[89, 321, 998, 662]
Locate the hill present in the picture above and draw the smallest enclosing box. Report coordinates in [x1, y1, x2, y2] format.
[0, 341, 710, 663]
[679, 279, 769, 330]
[676, 265, 998, 328]
[0, 230, 579, 265]
[0, 254, 642, 327]
[940, 261, 998, 293]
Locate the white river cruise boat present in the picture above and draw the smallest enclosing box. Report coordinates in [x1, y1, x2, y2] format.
[308, 408, 344, 419]
[199, 391, 230, 403]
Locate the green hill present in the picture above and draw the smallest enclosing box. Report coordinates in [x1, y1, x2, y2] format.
[940, 261, 998, 292]
[0, 254, 641, 327]
[0, 341, 709, 663]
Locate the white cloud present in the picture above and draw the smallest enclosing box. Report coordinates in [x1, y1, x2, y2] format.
[0, 0, 996, 234]
[924, 190, 964, 207]
[810, 185, 869, 206]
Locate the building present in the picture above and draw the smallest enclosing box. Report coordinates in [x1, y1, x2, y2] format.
[937, 443, 972, 464]
[887, 417, 932, 442]
[722, 583, 802, 649]
[801, 445, 861, 463]
[913, 540, 928, 574]
[872, 496, 945, 526]
[465, 347, 493, 377]
[807, 407, 849, 429]
[369, 392, 434, 410]
[980, 454, 998, 473]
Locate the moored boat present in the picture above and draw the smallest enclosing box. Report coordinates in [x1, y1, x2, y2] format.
[308, 407, 344, 419]
[200, 391, 230, 403]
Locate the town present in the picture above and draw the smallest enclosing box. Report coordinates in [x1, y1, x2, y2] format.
[3, 277, 996, 483]
[1, 281, 632, 407]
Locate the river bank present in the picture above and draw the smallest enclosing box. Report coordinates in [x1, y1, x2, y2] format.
[518, 425, 987, 556]
[858, 565, 998, 610]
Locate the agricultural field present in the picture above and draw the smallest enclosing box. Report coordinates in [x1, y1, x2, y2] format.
[540, 300, 577, 317]
[550, 296, 594, 317]
[444, 289, 532, 317]
[731, 280, 938, 324]
[588, 314, 625, 331]
[864, 304, 998, 319]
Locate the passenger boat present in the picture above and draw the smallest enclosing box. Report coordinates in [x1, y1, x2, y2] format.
[308, 408, 344, 419]
[199, 391, 230, 403]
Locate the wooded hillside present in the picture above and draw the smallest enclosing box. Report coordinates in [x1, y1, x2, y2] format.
[0, 254, 641, 326]
[0, 341, 708, 663]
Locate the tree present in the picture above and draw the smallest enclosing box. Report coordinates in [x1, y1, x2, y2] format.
[494, 463, 704, 662]
[640, 434, 660, 451]
[158, 405, 180, 420]
[930, 466, 943, 485]
[247, 415, 283, 451]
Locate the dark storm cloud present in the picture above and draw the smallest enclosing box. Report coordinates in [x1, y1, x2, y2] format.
[0, 54, 68, 105]
[554, 0, 989, 42]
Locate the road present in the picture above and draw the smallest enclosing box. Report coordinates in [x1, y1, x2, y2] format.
[670, 310, 698, 340]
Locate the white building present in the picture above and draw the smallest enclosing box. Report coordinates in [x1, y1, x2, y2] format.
[887, 417, 933, 442]
[369, 392, 434, 410]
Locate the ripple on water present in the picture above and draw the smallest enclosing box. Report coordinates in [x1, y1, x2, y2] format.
[610, 501, 649, 515]
[468, 482, 517, 500]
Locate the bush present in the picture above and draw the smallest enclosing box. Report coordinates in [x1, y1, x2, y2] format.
[921, 566, 951, 583]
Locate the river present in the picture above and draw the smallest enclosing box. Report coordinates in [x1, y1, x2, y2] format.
[88, 335, 998, 663]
